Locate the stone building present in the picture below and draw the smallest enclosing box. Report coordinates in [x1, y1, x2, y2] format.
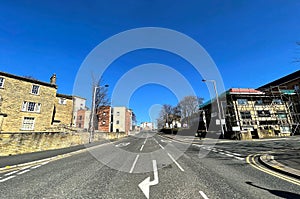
[0, 72, 57, 132]
[53, 93, 74, 126]
[0, 71, 83, 132]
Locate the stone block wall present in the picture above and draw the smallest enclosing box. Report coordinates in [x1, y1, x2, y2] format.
[0, 131, 126, 156]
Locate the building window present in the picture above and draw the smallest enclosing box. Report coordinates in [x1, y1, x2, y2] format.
[255, 99, 263, 105]
[0, 77, 5, 88]
[280, 125, 290, 132]
[257, 110, 271, 117]
[102, 121, 106, 125]
[78, 123, 81, 128]
[237, 99, 248, 105]
[59, 98, 66, 105]
[116, 120, 119, 124]
[272, 99, 283, 105]
[22, 101, 41, 113]
[277, 111, 287, 119]
[31, 85, 40, 95]
[103, 112, 106, 116]
[116, 111, 120, 116]
[79, 115, 82, 120]
[240, 111, 251, 119]
[21, 117, 35, 130]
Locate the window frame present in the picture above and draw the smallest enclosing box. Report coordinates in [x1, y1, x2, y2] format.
[237, 99, 248, 105]
[240, 111, 252, 119]
[21, 101, 41, 113]
[0, 77, 5, 88]
[257, 110, 271, 117]
[31, 85, 40, 95]
[21, 117, 35, 130]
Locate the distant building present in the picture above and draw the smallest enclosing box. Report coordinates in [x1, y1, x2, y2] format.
[76, 109, 91, 130]
[141, 122, 154, 130]
[97, 106, 111, 132]
[112, 106, 132, 134]
[199, 88, 293, 139]
[72, 96, 86, 127]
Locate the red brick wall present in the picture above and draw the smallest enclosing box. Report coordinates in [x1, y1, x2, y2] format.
[76, 109, 85, 128]
[97, 106, 111, 132]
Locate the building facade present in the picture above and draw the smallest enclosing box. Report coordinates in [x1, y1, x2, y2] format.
[0, 72, 57, 132]
[72, 96, 86, 127]
[111, 106, 132, 134]
[199, 88, 293, 139]
[258, 70, 300, 135]
[76, 109, 91, 130]
[97, 106, 111, 132]
[0, 71, 83, 132]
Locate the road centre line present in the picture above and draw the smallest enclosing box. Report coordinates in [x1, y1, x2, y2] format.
[129, 154, 140, 173]
[167, 152, 184, 172]
[158, 144, 165, 150]
[143, 138, 147, 144]
[199, 191, 209, 199]
[140, 144, 144, 151]
[31, 164, 42, 169]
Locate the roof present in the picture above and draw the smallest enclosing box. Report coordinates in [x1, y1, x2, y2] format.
[56, 93, 73, 99]
[0, 71, 57, 88]
[258, 70, 300, 89]
[228, 88, 264, 95]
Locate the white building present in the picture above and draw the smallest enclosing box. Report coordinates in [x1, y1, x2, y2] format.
[112, 107, 132, 133]
[141, 122, 154, 130]
[72, 96, 86, 127]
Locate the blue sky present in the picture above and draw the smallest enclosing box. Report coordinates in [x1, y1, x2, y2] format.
[0, 0, 299, 124]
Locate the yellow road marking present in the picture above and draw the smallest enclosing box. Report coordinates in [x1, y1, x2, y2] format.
[246, 154, 300, 186]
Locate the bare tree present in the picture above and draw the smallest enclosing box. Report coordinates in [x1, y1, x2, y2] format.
[179, 96, 203, 127]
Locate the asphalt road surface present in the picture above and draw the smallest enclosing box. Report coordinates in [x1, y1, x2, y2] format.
[0, 131, 299, 199]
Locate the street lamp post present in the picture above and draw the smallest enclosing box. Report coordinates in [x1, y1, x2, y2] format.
[202, 79, 224, 138]
[89, 84, 109, 143]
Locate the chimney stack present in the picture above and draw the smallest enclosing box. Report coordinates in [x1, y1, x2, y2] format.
[50, 74, 56, 85]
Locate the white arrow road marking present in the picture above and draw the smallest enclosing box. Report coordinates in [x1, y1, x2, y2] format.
[138, 160, 159, 199]
[115, 142, 130, 147]
[199, 191, 209, 199]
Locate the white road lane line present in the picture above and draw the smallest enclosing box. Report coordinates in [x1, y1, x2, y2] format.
[129, 155, 140, 173]
[4, 170, 19, 176]
[31, 164, 42, 169]
[0, 175, 16, 183]
[17, 169, 30, 175]
[143, 138, 147, 144]
[199, 191, 209, 199]
[140, 144, 144, 151]
[40, 161, 49, 165]
[158, 144, 165, 150]
[167, 153, 184, 172]
[153, 138, 159, 144]
[234, 157, 245, 161]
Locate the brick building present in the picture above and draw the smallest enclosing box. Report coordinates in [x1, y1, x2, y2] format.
[97, 106, 111, 132]
[76, 109, 91, 130]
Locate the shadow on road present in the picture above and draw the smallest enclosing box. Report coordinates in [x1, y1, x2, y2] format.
[246, 181, 300, 199]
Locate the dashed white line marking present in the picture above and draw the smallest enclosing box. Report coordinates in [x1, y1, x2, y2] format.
[31, 164, 42, 169]
[4, 170, 19, 176]
[129, 155, 140, 173]
[199, 191, 209, 199]
[158, 144, 165, 150]
[17, 169, 30, 175]
[41, 161, 49, 165]
[234, 157, 245, 161]
[153, 138, 159, 144]
[140, 144, 144, 151]
[143, 138, 147, 144]
[167, 153, 184, 172]
[0, 175, 16, 182]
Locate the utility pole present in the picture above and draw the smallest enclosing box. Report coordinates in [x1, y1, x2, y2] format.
[202, 79, 224, 138]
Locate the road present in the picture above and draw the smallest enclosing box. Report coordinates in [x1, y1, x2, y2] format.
[0, 131, 299, 198]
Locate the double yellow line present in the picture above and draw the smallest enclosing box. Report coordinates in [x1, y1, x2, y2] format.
[246, 154, 300, 186]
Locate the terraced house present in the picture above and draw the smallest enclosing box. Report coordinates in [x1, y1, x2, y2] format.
[0, 71, 77, 132]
